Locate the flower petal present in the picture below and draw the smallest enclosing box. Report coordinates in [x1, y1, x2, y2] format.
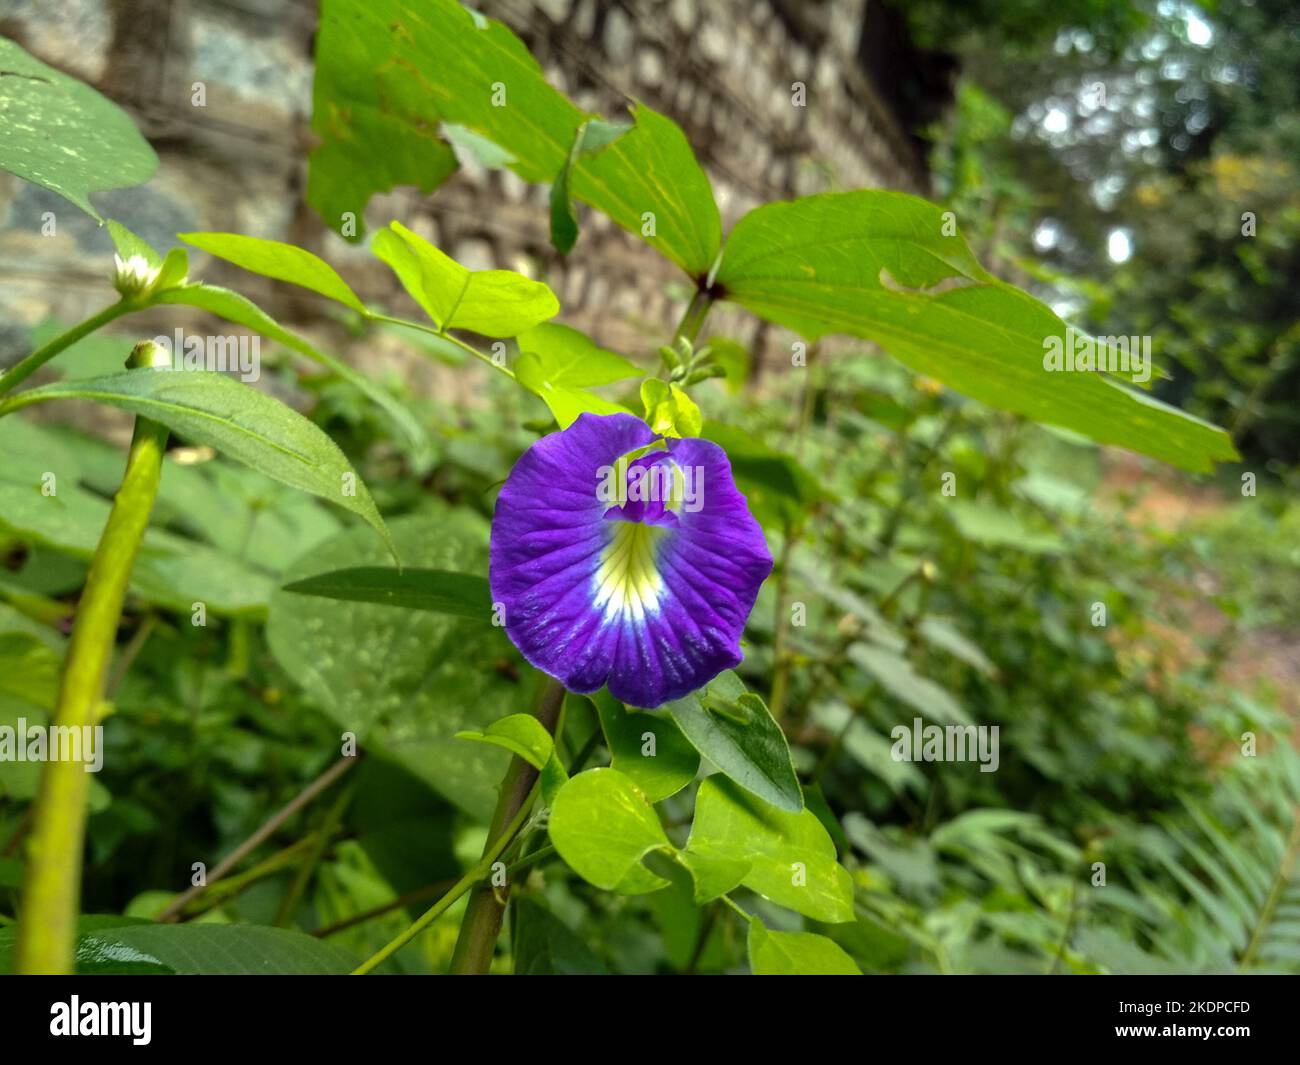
[490, 413, 773, 707]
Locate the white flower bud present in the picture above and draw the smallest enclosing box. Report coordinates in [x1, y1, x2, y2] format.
[112, 253, 162, 299]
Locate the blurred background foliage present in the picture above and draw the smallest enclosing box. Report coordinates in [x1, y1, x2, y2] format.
[1, 0, 1298, 973]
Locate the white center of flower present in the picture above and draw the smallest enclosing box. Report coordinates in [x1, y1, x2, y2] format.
[592, 521, 664, 623]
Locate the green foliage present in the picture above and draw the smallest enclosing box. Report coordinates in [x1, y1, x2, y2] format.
[0, 0, 1288, 980]
[666, 672, 802, 813]
[372, 221, 558, 336]
[514, 323, 640, 427]
[0, 369, 391, 556]
[0, 38, 157, 218]
[0, 920, 358, 974]
[179, 233, 368, 313]
[716, 191, 1236, 472]
[282, 567, 490, 619]
[267, 511, 525, 819]
[747, 921, 862, 976]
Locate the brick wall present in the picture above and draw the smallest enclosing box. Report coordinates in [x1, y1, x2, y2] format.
[0, 0, 932, 392]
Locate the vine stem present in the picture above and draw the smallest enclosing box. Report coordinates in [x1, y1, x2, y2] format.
[14, 341, 170, 974]
[671, 288, 714, 348]
[365, 312, 517, 380]
[0, 300, 132, 397]
[156, 753, 358, 922]
[449, 676, 567, 974]
[351, 782, 539, 975]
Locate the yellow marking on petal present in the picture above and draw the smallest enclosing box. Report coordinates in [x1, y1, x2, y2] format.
[593, 522, 664, 623]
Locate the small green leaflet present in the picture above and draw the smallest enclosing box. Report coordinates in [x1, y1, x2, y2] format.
[0, 370, 393, 558]
[282, 567, 490, 619]
[715, 190, 1238, 473]
[665, 670, 802, 812]
[0, 38, 157, 219]
[747, 921, 862, 975]
[685, 775, 855, 923]
[515, 323, 640, 428]
[179, 232, 368, 312]
[642, 379, 703, 438]
[372, 221, 559, 337]
[590, 688, 699, 802]
[456, 712, 568, 805]
[548, 768, 672, 894]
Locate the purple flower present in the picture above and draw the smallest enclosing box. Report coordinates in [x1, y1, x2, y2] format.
[490, 413, 773, 708]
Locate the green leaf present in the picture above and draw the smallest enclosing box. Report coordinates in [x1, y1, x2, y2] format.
[75, 924, 357, 975]
[0, 455, 271, 618]
[514, 323, 640, 428]
[715, 190, 1238, 473]
[513, 896, 608, 974]
[282, 566, 490, 619]
[591, 689, 699, 802]
[747, 921, 862, 975]
[372, 221, 558, 336]
[515, 355, 633, 428]
[267, 509, 528, 818]
[641, 379, 703, 438]
[457, 713, 554, 771]
[685, 775, 855, 923]
[945, 499, 1063, 554]
[571, 101, 721, 277]
[0, 38, 157, 219]
[918, 616, 996, 676]
[548, 768, 671, 894]
[849, 642, 969, 725]
[666, 670, 802, 813]
[154, 247, 189, 293]
[676, 849, 751, 904]
[179, 232, 367, 312]
[156, 283, 432, 471]
[309, 1, 720, 275]
[2, 370, 392, 557]
[0, 632, 60, 710]
[0, 919, 360, 974]
[457, 713, 568, 806]
[517, 324, 642, 387]
[550, 119, 632, 254]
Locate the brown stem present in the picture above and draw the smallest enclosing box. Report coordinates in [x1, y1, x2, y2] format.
[449, 676, 566, 974]
[157, 752, 359, 922]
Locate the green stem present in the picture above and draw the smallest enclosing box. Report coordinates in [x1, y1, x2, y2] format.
[0, 300, 132, 397]
[273, 782, 353, 927]
[672, 289, 714, 348]
[15, 345, 170, 973]
[351, 786, 540, 975]
[157, 752, 358, 922]
[365, 312, 516, 380]
[449, 676, 567, 974]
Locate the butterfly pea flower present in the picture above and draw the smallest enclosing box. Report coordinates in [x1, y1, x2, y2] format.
[490, 413, 773, 708]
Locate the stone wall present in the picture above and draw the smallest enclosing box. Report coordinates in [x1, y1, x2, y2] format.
[0, 0, 933, 391]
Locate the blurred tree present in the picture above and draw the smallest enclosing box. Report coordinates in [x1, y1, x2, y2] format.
[925, 0, 1300, 465]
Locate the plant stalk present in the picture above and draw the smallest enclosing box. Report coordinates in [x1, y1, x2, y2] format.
[0, 300, 131, 397]
[15, 344, 170, 973]
[449, 676, 566, 974]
